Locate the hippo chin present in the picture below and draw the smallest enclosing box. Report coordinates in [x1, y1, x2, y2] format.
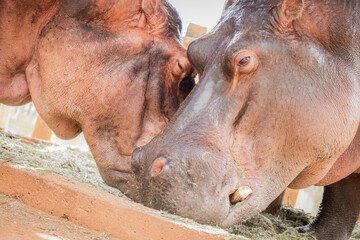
[131, 0, 360, 239]
[0, 0, 195, 194]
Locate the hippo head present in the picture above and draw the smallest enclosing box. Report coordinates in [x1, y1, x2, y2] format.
[130, 0, 360, 226]
[6, 0, 195, 192]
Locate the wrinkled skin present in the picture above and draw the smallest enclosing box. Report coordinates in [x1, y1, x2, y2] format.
[131, 0, 360, 239]
[0, 0, 194, 191]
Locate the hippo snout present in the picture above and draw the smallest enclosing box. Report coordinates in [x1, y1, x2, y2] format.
[128, 143, 252, 225]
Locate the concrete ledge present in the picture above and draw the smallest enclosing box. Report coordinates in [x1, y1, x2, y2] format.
[0, 162, 238, 240]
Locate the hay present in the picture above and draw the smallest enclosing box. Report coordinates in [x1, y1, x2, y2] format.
[227, 207, 314, 240]
[1, 128, 359, 240]
[0, 128, 126, 199]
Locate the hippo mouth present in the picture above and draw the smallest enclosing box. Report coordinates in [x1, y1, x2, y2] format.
[222, 174, 286, 227]
[222, 189, 257, 227]
[229, 186, 253, 204]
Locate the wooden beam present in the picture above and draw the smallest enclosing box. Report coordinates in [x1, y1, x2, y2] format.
[0, 163, 239, 240]
[183, 23, 207, 48]
[32, 116, 52, 141]
[0, 104, 10, 128]
[185, 23, 207, 39]
[283, 188, 299, 206]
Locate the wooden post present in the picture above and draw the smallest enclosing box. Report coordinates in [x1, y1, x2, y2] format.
[32, 116, 52, 141]
[183, 23, 207, 48]
[0, 104, 10, 128]
[283, 188, 299, 206]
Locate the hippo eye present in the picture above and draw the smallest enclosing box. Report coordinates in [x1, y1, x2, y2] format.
[177, 62, 184, 72]
[234, 50, 259, 74]
[173, 60, 185, 77]
[238, 56, 250, 66]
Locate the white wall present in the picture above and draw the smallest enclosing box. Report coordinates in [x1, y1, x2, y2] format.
[0, 103, 89, 150]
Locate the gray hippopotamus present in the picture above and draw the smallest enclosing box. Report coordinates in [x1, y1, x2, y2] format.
[0, 0, 194, 190]
[128, 0, 360, 239]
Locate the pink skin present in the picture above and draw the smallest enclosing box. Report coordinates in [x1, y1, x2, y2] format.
[130, 0, 360, 232]
[1, 0, 195, 191]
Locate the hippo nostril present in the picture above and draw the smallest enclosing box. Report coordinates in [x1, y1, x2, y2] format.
[132, 147, 143, 163]
[150, 157, 167, 177]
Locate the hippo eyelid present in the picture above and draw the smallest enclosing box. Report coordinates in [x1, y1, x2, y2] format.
[233, 49, 259, 74]
[238, 56, 250, 66]
[177, 61, 183, 72]
[227, 49, 259, 94]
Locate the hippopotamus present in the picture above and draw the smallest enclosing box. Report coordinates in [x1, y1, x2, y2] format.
[0, 0, 194, 190]
[129, 0, 360, 239]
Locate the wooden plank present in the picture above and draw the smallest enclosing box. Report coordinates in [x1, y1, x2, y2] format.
[185, 23, 207, 39]
[0, 104, 10, 128]
[183, 23, 208, 48]
[32, 116, 52, 140]
[0, 163, 243, 240]
[283, 188, 299, 206]
[183, 38, 192, 48]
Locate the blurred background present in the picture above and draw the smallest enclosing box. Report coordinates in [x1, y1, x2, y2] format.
[0, 0, 323, 217]
[169, 0, 226, 34]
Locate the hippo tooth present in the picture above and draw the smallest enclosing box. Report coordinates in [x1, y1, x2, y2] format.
[230, 186, 252, 204]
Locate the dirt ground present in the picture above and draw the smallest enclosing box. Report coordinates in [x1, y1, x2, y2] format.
[0, 195, 113, 240]
[1, 128, 360, 240]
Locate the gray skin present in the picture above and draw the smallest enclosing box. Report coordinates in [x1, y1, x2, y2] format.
[128, 0, 360, 239]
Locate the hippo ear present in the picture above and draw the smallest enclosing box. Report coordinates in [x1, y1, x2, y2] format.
[278, 0, 304, 24]
[150, 158, 167, 177]
[223, 0, 236, 12]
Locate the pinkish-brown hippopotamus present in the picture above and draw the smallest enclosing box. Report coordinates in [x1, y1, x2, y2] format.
[129, 0, 360, 239]
[0, 0, 194, 191]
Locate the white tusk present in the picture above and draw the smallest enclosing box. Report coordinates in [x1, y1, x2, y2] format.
[230, 186, 252, 204]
